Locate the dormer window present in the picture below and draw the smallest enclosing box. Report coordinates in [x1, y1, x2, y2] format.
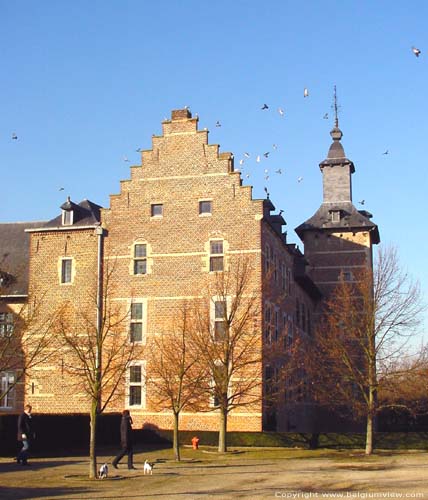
[62, 210, 73, 226]
[331, 210, 341, 223]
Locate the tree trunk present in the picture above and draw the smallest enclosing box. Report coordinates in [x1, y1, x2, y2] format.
[365, 410, 374, 455]
[173, 411, 180, 461]
[218, 408, 227, 453]
[89, 401, 98, 479]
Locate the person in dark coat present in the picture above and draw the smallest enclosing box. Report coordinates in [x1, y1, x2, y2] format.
[112, 409, 135, 469]
[17, 404, 33, 465]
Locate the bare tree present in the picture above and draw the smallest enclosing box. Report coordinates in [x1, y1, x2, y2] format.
[54, 262, 138, 479]
[304, 246, 425, 454]
[0, 279, 59, 406]
[191, 256, 263, 453]
[146, 301, 209, 461]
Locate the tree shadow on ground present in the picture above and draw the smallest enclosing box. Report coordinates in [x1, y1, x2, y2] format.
[0, 485, 91, 500]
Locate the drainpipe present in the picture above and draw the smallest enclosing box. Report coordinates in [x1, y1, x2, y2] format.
[95, 225, 104, 412]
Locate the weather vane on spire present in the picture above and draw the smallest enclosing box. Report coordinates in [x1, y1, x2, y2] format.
[332, 85, 340, 128]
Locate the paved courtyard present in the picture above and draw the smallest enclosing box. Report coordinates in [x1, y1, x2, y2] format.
[0, 447, 427, 499]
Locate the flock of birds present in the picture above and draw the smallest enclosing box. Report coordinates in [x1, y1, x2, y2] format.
[10, 47, 421, 199]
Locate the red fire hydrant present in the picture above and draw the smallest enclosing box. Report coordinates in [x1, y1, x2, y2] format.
[191, 436, 200, 450]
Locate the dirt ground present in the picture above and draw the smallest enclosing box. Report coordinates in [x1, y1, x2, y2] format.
[0, 446, 427, 500]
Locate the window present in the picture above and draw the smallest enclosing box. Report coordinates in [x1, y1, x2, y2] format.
[342, 271, 353, 281]
[0, 312, 14, 337]
[151, 204, 163, 217]
[199, 200, 212, 215]
[214, 300, 227, 341]
[133, 244, 147, 275]
[128, 364, 144, 407]
[210, 240, 224, 272]
[130, 303, 143, 342]
[265, 245, 271, 273]
[0, 371, 15, 409]
[281, 263, 287, 292]
[62, 210, 73, 226]
[331, 210, 341, 223]
[61, 259, 72, 283]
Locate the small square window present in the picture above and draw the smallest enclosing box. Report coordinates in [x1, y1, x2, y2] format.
[331, 210, 341, 223]
[151, 204, 163, 217]
[61, 259, 72, 283]
[199, 200, 212, 215]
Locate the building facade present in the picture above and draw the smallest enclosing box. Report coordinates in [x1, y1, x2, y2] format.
[0, 109, 378, 433]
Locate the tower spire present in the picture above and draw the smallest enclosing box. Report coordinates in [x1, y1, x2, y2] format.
[333, 85, 339, 128]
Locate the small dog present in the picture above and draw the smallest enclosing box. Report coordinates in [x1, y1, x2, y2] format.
[143, 459, 154, 475]
[99, 463, 108, 479]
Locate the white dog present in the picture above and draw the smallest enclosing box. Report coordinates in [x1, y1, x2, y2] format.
[99, 463, 108, 479]
[143, 460, 154, 475]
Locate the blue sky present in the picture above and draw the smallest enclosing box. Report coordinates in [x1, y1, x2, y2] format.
[1, 1, 427, 338]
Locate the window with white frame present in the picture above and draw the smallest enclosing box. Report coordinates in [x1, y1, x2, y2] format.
[61, 258, 72, 284]
[199, 200, 212, 215]
[133, 243, 147, 275]
[127, 363, 145, 407]
[213, 300, 227, 341]
[0, 371, 15, 409]
[0, 312, 14, 337]
[331, 210, 341, 223]
[209, 240, 224, 272]
[62, 210, 73, 226]
[130, 302, 143, 342]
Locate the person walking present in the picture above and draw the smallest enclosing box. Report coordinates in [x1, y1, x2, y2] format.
[112, 409, 135, 470]
[17, 404, 34, 465]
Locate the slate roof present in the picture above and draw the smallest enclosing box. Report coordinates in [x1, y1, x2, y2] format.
[43, 199, 102, 228]
[0, 221, 46, 297]
[295, 201, 380, 244]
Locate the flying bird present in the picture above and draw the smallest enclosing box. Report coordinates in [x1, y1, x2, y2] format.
[245, 173, 250, 178]
[323, 113, 329, 119]
[59, 187, 64, 191]
[261, 104, 269, 110]
[135, 148, 142, 152]
[239, 159, 244, 165]
[278, 108, 284, 116]
[297, 176, 303, 183]
[412, 46, 421, 57]
[244, 152, 250, 158]
[264, 169, 269, 174]
[272, 144, 278, 150]
[358, 200, 365, 205]
[256, 155, 261, 163]
[215, 121, 221, 127]
[264, 175, 270, 181]
[275, 169, 282, 174]
[123, 156, 130, 162]
[304, 88, 309, 98]
[11, 133, 18, 140]
[382, 150, 389, 155]
[263, 152, 270, 158]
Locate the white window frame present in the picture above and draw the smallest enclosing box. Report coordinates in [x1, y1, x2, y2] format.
[62, 210, 73, 226]
[60, 258, 73, 284]
[128, 299, 147, 344]
[0, 371, 15, 409]
[133, 243, 147, 275]
[126, 361, 146, 409]
[209, 240, 224, 272]
[0, 312, 14, 337]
